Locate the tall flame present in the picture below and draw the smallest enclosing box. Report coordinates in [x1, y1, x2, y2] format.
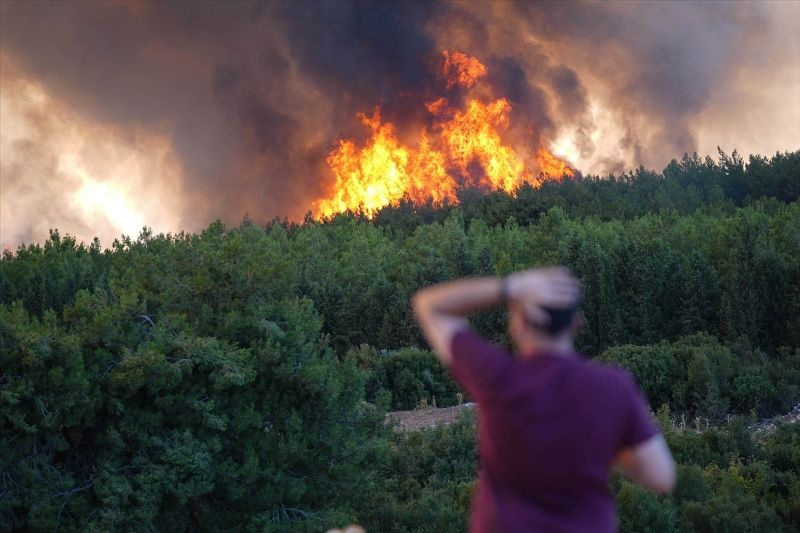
[441, 50, 488, 90]
[314, 51, 574, 218]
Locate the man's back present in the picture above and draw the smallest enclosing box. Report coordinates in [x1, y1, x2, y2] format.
[450, 329, 659, 533]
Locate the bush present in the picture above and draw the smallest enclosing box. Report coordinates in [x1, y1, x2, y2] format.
[599, 334, 795, 420]
[1, 296, 387, 531]
[346, 346, 462, 410]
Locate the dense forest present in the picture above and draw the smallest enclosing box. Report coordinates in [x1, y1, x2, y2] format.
[1, 150, 799, 531]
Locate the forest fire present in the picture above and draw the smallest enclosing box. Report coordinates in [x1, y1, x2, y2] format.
[313, 51, 574, 218]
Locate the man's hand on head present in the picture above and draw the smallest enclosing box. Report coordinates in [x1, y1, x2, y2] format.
[411, 267, 579, 365]
[505, 267, 581, 326]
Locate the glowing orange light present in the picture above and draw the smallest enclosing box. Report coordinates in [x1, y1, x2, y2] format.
[441, 49, 488, 89]
[535, 147, 576, 182]
[313, 51, 574, 218]
[0, 55, 184, 247]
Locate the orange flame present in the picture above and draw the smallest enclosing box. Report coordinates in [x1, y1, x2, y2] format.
[441, 49, 488, 89]
[314, 51, 573, 218]
[536, 147, 576, 182]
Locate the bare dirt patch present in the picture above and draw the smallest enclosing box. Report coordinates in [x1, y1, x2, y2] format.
[752, 404, 800, 436]
[386, 404, 476, 432]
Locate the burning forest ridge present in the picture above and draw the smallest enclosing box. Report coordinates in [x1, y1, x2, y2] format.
[1, 1, 798, 248]
[314, 51, 574, 218]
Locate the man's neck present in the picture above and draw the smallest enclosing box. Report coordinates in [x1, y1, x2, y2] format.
[516, 335, 574, 359]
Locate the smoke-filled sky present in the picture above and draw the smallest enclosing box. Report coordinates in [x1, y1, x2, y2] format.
[1, 0, 798, 248]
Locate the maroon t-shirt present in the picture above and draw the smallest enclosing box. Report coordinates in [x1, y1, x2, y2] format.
[450, 329, 659, 533]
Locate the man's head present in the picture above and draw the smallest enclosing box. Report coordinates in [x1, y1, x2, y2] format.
[509, 302, 580, 350]
[505, 267, 581, 354]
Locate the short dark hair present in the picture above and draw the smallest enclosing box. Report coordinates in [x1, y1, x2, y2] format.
[528, 305, 579, 336]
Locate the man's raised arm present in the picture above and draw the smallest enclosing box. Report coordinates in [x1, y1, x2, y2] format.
[411, 268, 580, 365]
[411, 277, 502, 365]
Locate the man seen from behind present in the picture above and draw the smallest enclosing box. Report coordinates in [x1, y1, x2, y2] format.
[412, 267, 676, 532]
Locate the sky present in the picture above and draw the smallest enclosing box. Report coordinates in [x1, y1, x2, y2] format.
[1, 0, 798, 248]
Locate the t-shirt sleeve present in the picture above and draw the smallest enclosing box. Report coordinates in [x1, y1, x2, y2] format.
[620, 372, 660, 448]
[450, 328, 513, 404]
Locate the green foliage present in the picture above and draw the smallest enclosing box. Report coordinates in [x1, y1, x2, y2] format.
[598, 334, 793, 420]
[359, 416, 477, 533]
[372, 150, 800, 230]
[1, 286, 388, 530]
[346, 345, 463, 410]
[1, 151, 798, 530]
[615, 481, 679, 532]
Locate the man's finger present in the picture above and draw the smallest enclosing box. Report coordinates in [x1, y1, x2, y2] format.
[539, 283, 581, 306]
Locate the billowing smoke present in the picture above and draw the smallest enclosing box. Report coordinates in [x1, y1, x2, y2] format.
[1, 0, 798, 247]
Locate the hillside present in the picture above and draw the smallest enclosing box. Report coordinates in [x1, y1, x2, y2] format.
[1, 151, 799, 531]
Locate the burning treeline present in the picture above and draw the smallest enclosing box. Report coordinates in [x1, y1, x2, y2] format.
[3, 1, 795, 248]
[313, 51, 574, 218]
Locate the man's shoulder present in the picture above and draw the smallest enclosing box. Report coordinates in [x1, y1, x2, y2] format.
[452, 328, 510, 360]
[449, 328, 513, 402]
